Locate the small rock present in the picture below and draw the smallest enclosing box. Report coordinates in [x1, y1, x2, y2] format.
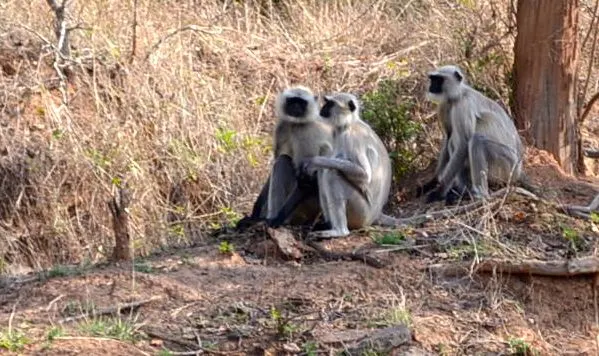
[283, 343, 301, 353]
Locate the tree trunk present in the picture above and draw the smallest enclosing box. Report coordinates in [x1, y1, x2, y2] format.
[513, 0, 580, 174]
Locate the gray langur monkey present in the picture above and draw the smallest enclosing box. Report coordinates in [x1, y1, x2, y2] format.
[424, 64, 530, 203]
[301, 93, 405, 239]
[236, 86, 334, 230]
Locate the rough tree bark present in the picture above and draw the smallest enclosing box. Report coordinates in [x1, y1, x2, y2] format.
[108, 178, 132, 261]
[513, 0, 580, 174]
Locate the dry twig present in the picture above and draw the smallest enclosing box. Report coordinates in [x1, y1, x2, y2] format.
[60, 296, 161, 323]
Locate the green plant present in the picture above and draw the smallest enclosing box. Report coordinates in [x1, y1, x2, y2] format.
[561, 224, 582, 252]
[361, 79, 421, 180]
[215, 127, 238, 153]
[80, 316, 140, 341]
[0, 328, 29, 352]
[134, 261, 154, 273]
[303, 341, 318, 356]
[46, 326, 65, 341]
[219, 241, 235, 255]
[219, 207, 242, 226]
[373, 232, 405, 245]
[387, 307, 412, 326]
[508, 337, 539, 356]
[269, 307, 298, 339]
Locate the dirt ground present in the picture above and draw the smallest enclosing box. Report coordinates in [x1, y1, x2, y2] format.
[0, 150, 598, 356]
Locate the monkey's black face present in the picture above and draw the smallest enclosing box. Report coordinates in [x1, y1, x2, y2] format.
[284, 97, 308, 118]
[428, 74, 445, 94]
[319, 99, 335, 119]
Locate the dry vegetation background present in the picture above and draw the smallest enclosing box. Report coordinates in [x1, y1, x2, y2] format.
[0, 0, 597, 273]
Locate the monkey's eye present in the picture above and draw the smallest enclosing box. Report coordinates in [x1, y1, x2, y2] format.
[347, 100, 356, 112]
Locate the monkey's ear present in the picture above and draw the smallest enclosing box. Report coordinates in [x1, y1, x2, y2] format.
[347, 99, 356, 112]
[453, 70, 463, 82]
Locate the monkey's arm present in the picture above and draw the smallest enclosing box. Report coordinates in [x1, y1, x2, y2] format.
[436, 137, 450, 176]
[308, 156, 370, 184]
[437, 103, 475, 190]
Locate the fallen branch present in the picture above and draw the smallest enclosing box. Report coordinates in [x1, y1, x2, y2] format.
[55, 337, 150, 356]
[392, 187, 536, 226]
[316, 324, 411, 354]
[60, 296, 161, 323]
[428, 256, 599, 278]
[305, 240, 387, 269]
[144, 25, 223, 62]
[143, 327, 234, 355]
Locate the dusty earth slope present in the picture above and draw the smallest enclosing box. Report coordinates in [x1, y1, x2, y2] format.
[1, 151, 599, 355]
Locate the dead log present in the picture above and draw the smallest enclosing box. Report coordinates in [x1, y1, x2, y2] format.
[266, 227, 304, 260]
[108, 177, 132, 261]
[428, 256, 599, 278]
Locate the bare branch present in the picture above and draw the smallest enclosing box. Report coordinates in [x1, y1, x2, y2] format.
[580, 91, 599, 124]
[579, 0, 599, 117]
[143, 25, 223, 62]
[129, 0, 138, 64]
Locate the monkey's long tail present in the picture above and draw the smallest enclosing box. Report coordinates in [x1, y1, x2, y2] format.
[375, 214, 410, 228]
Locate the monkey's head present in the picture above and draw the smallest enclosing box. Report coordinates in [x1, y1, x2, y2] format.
[426, 65, 465, 104]
[319, 93, 360, 127]
[275, 86, 319, 124]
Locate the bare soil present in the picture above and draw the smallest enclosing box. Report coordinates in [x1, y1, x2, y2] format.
[0, 151, 598, 356]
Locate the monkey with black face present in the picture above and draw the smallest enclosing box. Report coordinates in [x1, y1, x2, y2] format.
[236, 86, 333, 230]
[299, 93, 404, 239]
[424, 65, 528, 203]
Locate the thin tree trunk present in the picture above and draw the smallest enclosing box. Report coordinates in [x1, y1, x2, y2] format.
[513, 0, 580, 174]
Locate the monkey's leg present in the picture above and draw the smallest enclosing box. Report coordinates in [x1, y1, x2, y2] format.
[267, 155, 296, 220]
[426, 144, 468, 203]
[250, 177, 270, 218]
[468, 134, 490, 199]
[445, 167, 472, 205]
[267, 185, 317, 228]
[308, 170, 350, 240]
[235, 177, 271, 231]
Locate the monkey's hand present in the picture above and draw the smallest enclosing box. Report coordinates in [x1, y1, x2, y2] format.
[299, 158, 319, 178]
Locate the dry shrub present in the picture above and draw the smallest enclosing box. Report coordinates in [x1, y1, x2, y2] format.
[0, 0, 593, 271]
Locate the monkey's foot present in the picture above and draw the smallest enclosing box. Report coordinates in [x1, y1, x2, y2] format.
[265, 217, 284, 229]
[308, 229, 350, 240]
[235, 215, 265, 231]
[470, 186, 490, 201]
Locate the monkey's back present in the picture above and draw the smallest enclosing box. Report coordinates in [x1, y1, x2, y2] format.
[275, 120, 333, 170]
[337, 120, 391, 220]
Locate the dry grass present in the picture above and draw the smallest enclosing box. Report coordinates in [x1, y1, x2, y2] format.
[0, 0, 596, 272]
